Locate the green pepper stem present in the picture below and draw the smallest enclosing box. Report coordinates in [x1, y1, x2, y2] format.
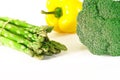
[41, 7, 62, 18]
[41, 10, 55, 14]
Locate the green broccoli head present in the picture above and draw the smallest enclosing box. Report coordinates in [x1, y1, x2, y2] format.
[77, 0, 120, 56]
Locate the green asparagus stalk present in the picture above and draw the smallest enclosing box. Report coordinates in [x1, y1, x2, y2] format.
[0, 28, 42, 51]
[0, 17, 53, 34]
[0, 16, 67, 59]
[0, 19, 54, 43]
[0, 36, 44, 59]
[0, 17, 37, 28]
[0, 28, 59, 55]
[50, 40, 68, 51]
[0, 20, 37, 41]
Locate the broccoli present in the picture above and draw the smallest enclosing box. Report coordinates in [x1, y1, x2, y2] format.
[77, 0, 120, 56]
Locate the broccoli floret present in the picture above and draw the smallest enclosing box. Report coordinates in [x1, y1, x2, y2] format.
[77, 0, 120, 56]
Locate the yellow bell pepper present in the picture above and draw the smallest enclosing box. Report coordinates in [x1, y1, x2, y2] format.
[42, 0, 82, 33]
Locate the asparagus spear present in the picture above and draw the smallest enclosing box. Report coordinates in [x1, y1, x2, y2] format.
[0, 17, 53, 34]
[0, 36, 44, 59]
[0, 19, 54, 43]
[0, 26, 67, 56]
[0, 17, 67, 59]
[0, 20, 37, 41]
[0, 28, 42, 50]
[0, 17, 36, 28]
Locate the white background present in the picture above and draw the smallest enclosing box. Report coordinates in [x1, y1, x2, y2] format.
[0, 0, 120, 80]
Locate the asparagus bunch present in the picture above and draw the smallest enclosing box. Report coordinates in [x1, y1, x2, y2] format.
[0, 17, 67, 59]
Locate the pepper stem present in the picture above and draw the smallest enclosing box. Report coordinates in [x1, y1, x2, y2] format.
[41, 7, 62, 18]
[41, 10, 55, 14]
